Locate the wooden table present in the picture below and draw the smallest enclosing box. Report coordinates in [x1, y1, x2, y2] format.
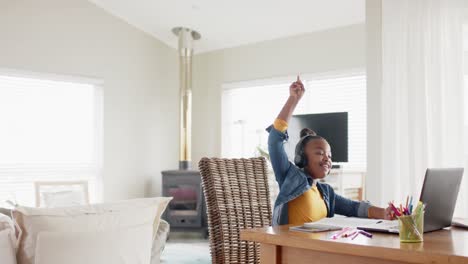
[240, 225, 468, 264]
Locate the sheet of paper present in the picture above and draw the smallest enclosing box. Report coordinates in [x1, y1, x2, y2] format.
[289, 225, 341, 233]
[452, 218, 468, 228]
[304, 217, 392, 229]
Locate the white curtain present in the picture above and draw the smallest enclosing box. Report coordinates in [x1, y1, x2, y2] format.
[379, 0, 467, 217]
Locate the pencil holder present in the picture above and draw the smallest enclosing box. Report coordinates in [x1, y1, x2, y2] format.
[398, 212, 424, 243]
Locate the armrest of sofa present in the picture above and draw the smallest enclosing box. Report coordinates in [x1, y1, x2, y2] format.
[151, 219, 170, 264]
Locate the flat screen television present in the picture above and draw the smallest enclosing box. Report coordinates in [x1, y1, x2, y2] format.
[286, 112, 348, 163]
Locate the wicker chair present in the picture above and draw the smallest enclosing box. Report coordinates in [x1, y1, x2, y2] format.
[199, 157, 272, 264]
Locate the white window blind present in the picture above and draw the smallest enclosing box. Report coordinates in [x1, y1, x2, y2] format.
[222, 83, 290, 159]
[301, 74, 367, 169]
[222, 71, 366, 170]
[0, 74, 102, 207]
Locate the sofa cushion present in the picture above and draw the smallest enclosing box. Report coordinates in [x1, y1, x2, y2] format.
[0, 213, 16, 248]
[0, 229, 17, 264]
[13, 197, 171, 264]
[35, 225, 152, 264]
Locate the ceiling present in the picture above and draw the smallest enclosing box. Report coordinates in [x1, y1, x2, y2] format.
[88, 0, 365, 53]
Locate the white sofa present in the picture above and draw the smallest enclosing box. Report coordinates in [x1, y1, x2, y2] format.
[152, 219, 170, 264]
[0, 200, 170, 264]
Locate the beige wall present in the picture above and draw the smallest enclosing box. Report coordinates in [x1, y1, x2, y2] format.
[0, 0, 367, 200]
[192, 24, 366, 165]
[0, 0, 178, 200]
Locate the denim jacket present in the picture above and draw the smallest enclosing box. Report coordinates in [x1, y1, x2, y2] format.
[266, 125, 371, 226]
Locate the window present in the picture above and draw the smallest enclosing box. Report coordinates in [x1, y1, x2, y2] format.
[222, 70, 366, 170]
[0, 73, 102, 207]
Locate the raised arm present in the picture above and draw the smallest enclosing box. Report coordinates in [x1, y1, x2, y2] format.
[267, 76, 305, 186]
[277, 76, 305, 123]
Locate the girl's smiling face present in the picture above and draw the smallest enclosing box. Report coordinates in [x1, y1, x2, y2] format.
[304, 138, 332, 179]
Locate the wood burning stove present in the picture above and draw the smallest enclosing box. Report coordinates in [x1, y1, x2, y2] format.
[162, 170, 207, 236]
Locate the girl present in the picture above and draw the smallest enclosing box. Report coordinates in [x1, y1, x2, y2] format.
[267, 76, 393, 226]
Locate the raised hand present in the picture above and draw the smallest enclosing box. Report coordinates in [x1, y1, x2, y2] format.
[276, 76, 305, 124]
[290, 75, 305, 101]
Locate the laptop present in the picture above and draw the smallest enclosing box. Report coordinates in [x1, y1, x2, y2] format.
[358, 168, 464, 233]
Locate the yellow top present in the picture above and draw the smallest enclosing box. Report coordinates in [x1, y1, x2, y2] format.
[288, 185, 328, 225]
[273, 118, 288, 133]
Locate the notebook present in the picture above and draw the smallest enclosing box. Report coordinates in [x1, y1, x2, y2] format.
[289, 225, 342, 233]
[289, 217, 398, 233]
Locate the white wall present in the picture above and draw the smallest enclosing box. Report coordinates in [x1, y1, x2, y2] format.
[465, 52, 468, 74]
[0, 0, 179, 201]
[365, 0, 383, 205]
[192, 24, 366, 166]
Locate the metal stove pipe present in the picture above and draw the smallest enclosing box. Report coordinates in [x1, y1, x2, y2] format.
[172, 27, 201, 170]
